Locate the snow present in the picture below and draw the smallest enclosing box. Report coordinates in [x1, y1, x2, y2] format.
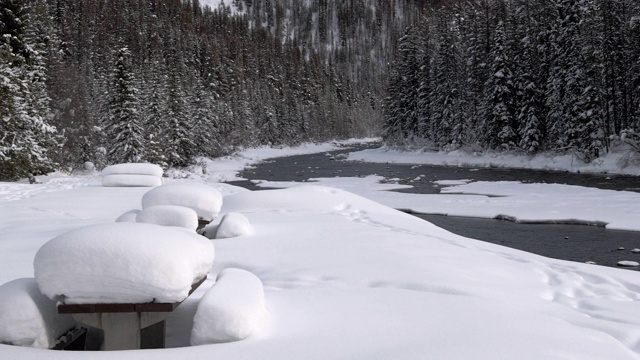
[191, 268, 265, 345]
[2, 139, 640, 359]
[348, 146, 640, 176]
[215, 212, 253, 239]
[102, 163, 163, 177]
[255, 176, 640, 231]
[102, 163, 163, 187]
[172, 138, 379, 182]
[136, 205, 199, 230]
[0, 278, 75, 349]
[33, 223, 214, 304]
[102, 174, 163, 187]
[115, 209, 140, 223]
[141, 182, 223, 221]
[617, 261, 640, 267]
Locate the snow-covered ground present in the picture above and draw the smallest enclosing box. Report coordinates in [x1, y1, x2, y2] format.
[2, 139, 640, 359]
[349, 144, 640, 176]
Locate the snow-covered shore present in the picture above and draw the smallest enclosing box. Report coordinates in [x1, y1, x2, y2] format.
[2, 139, 640, 359]
[348, 144, 640, 176]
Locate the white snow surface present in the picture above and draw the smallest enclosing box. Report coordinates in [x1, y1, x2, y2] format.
[33, 223, 214, 304]
[0, 278, 75, 349]
[170, 138, 379, 182]
[102, 174, 163, 187]
[115, 209, 141, 223]
[141, 182, 223, 221]
[2, 139, 640, 358]
[191, 268, 265, 345]
[215, 212, 253, 239]
[257, 176, 640, 231]
[102, 163, 163, 177]
[348, 145, 640, 175]
[136, 205, 199, 230]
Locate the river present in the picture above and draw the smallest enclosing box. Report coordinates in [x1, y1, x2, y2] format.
[227, 143, 640, 271]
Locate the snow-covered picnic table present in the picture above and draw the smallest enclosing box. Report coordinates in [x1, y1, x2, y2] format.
[33, 223, 215, 350]
[57, 277, 206, 350]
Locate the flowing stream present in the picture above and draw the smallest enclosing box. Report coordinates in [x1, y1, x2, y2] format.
[227, 143, 640, 270]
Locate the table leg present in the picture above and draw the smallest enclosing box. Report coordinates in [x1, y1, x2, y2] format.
[101, 313, 141, 350]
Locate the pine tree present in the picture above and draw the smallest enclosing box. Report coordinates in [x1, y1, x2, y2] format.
[430, 12, 462, 148]
[165, 70, 196, 167]
[513, 1, 545, 154]
[0, 0, 59, 182]
[189, 76, 222, 158]
[483, 17, 517, 150]
[104, 46, 144, 164]
[382, 25, 421, 146]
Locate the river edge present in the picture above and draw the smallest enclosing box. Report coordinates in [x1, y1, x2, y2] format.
[227, 144, 640, 270]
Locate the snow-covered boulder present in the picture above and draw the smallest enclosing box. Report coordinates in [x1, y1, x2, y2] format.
[34, 223, 214, 304]
[115, 209, 141, 223]
[136, 205, 199, 230]
[142, 182, 223, 221]
[215, 212, 253, 239]
[0, 278, 75, 349]
[102, 163, 163, 187]
[191, 268, 265, 345]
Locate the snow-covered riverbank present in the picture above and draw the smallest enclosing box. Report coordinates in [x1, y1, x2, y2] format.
[2, 139, 640, 359]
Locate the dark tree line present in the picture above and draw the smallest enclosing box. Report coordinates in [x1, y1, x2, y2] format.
[1, 0, 432, 181]
[383, 0, 640, 164]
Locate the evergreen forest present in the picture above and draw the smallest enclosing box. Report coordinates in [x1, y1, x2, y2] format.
[2, 0, 640, 182]
[1, 0, 428, 181]
[383, 0, 640, 164]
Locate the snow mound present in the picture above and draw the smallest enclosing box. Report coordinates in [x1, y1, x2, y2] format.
[102, 174, 163, 187]
[102, 163, 163, 177]
[115, 209, 140, 223]
[136, 205, 199, 230]
[215, 213, 253, 239]
[102, 163, 164, 187]
[617, 261, 639, 267]
[199, 218, 221, 239]
[34, 223, 214, 304]
[142, 182, 223, 221]
[0, 278, 75, 349]
[191, 268, 265, 345]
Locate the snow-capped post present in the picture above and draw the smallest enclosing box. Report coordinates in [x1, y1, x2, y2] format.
[191, 268, 265, 345]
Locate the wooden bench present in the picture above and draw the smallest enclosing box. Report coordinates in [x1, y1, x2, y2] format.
[57, 277, 206, 350]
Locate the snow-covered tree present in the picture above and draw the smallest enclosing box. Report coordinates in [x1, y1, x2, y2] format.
[104, 46, 144, 164]
[483, 17, 517, 150]
[382, 25, 422, 145]
[513, 2, 545, 154]
[0, 0, 59, 182]
[430, 13, 462, 148]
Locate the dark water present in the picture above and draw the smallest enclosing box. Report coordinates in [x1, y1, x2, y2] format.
[227, 143, 640, 270]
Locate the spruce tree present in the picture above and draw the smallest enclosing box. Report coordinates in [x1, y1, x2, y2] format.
[104, 46, 144, 164]
[483, 18, 517, 150]
[0, 0, 59, 182]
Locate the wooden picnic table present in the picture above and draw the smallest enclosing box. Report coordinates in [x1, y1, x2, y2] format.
[57, 277, 206, 350]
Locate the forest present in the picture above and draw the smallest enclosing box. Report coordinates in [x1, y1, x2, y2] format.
[0, 0, 427, 181]
[2, 0, 640, 182]
[383, 0, 640, 164]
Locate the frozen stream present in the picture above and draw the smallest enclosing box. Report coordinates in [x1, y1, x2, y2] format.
[227, 144, 640, 270]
